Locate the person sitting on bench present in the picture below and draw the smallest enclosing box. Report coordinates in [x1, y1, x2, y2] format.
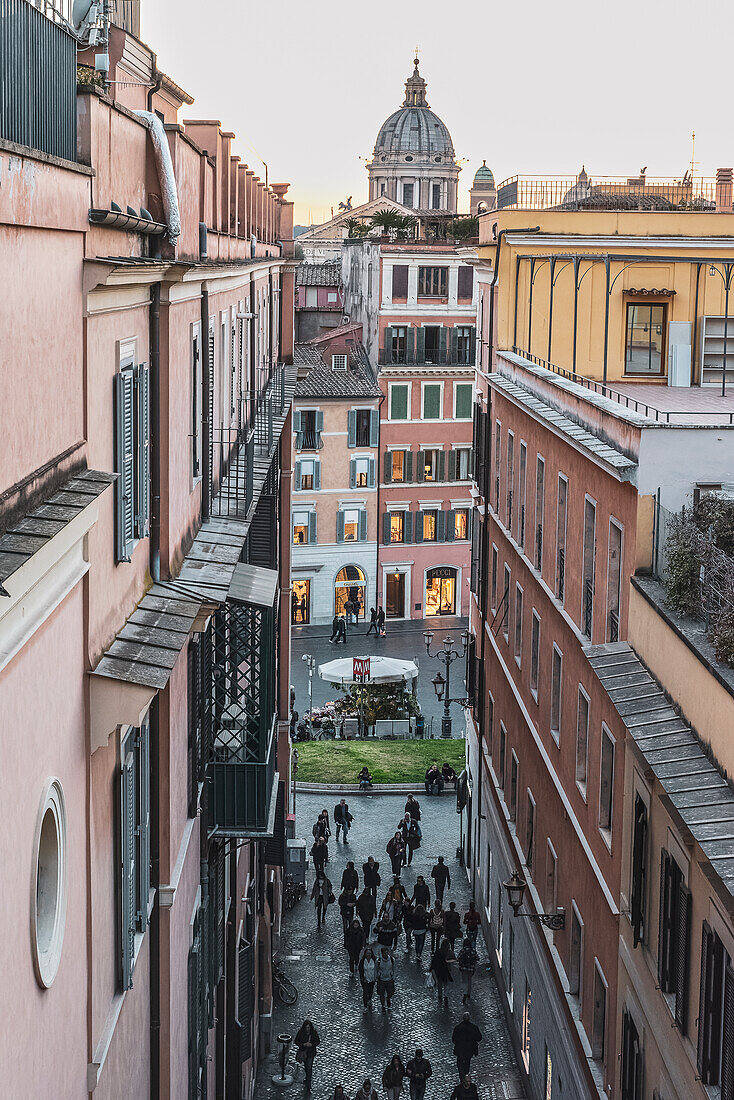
[442, 762, 457, 788]
[359, 766, 373, 790]
[424, 764, 444, 795]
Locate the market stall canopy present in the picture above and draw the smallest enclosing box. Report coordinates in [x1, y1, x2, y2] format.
[318, 655, 419, 686]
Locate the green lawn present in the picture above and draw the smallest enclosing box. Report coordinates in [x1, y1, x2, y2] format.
[295, 739, 465, 784]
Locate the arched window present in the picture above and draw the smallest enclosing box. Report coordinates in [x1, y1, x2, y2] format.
[335, 565, 366, 620]
[425, 566, 457, 616]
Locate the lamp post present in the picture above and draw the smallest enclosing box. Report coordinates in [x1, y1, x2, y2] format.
[502, 869, 565, 930]
[301, 653, 315, 738]
[422, 629, 470, 739]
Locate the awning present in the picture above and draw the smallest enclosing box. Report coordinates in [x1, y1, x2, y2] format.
[318, 654, 419, 686]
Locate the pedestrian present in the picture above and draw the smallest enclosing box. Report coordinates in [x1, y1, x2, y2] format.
[451, 1012, 482, 1078]
[335, 798, 354, 842]
[463, 900, 480, 948]
[412, 903, 428, 959]
[310, 837, 328, 873]
[405, 818, 422, 865]
[444, 902, 461, 951]
[313, 811, 331, 842]
[382, 1055, 406, 1100]
[428, 900, 445, 954]
[359, 944, 378, 1012]
[337, 614, 348, 644]
[355, 1079, 379, 1100]
[376, 946, 396, 1012]
[345, 597, 354, 625]
[329, 614, 341, 644]
[363, 856, 381, 898]
[359, 766, 373, 790]
[339, 887, 357, 940]
[424, 764, 444, 795]
[334, 1087, 347, 1100]
[357, 886, 376, 936]
[449, 1077, 478, 1100]
[341, 860, 359, 893]
[457, 937, 479, 1002]
[377, 605, 386, 637]
[430, 856, 451, 903]
[442, 762, 457, 788]
[310, 869, 333, 928]
[387, 831, 405, 877]
[366, 607, 379, 636]
[405, 1049, 433, 1100]
[374, 911, 397, 949]
[404, 794, 421, 821]
[391, 875, 407, 902]
[346, 918, 366, 975]
[402, 896, 415, 951]
[429, 937, 454, 1006]
[294, 1019, 320, 1092]
[382, 885, 403, 948]
[412, 875, 430, 909]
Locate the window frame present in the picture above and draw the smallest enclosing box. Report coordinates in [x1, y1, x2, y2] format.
[421, 380, 443, 421]
[575, 685, 590, 798]
[606, 519, 624, 642]
[624, 300, 667, 376]
[534, 455, 545, 572]
[555, 474, 568, 603]
[582, 495, 597, 639]
[514, 582, 523, 666]
[598, 723, 615, 845]
[454, 380, 473, 419]
[389, 381, 410, 421]
[550, 644, 562, 744]
[418, 265, 449, 297]
[389, 510, 405, 544]
[530, 610, 540, 699]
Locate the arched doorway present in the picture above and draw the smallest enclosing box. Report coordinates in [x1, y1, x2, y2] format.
[425, 566, 457, 616]
[334, 565, 366, 621]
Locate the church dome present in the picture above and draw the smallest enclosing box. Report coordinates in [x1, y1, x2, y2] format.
[373, 60, 455, 161]
[473, 160, 495, 187]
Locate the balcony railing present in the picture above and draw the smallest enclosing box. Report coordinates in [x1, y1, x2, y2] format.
[207, 716, 276, 835]
[583, 578, 594, 638]
[535, 523, 543, 571]
[608, 609, 620, 643]
[378, 349, 475, 367]
[497, 174, 717, 212]
[557, 547, 565, 602]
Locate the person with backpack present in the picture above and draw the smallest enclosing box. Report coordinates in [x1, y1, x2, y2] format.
[457, 937, 479, 1002]
[430, 856, 450, 903]
[428, 900, 445, 954]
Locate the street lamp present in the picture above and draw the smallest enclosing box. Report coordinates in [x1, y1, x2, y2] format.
[423, 628, 470, 739]
[502, 869, 565, 930]
[301, 653, 315, 738]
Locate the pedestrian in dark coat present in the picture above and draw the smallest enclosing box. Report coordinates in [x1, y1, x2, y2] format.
[411, 875, 430, 909]
[310, 837, 328, 872]
[294, 1020, 320, 1091]
[376, 606, 386, 636]
[404, 795, 421, 821]
[387, 832, 405, 876]
[329, 615, 341, 643]
[411, 904, 428, 957]
[341, 861, 359, 892]
[356, 887, 376, 936]
[463, 900, 481, 948]
[310, 871, 333, 928]
[428, 901, 445, 954]
[376, 947, 396, 1012]
[430, 856, 451, 903]
[339, 888, 357, 940]
[334, 799, 353, 841]
[405, 1050, 432, 1100]
[402, 897, 415, 950]
[449, 1077, 478, 1100]
[405, 819, 422, 865]
[358, 945, 378, 1010]
[355, 1080, 379, 1100]
[429, 938, 454, 1006]
[382, 1055, 405, 1100]
[366, 608, 379, 636]
[374, 913, 397, 948]
[451, 1013, 482, 1078]
[345, 919, 366, 974]
[457, 937, 479, 1002]
[363, 857, 381, 897]
[337, 615, 348, 644]
[444, 902, 461, 950]
[333, 1087, 347, 1100]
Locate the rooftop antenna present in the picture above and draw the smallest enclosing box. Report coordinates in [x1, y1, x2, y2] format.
[690, 130, 697, 190]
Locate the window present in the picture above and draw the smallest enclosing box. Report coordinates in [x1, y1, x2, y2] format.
[454, 508, 469, 540]
[339, 508, 363, 542]
[455, 447, 472, 480]
[697, 923, 733, 1087]
[32, 779, 67, 989]
[535, 456, 544, 571]
[620, 1010, 643, 1100]
[391, 326, 407, 363]
[506, 431, 514, 529]
[507, 924, 514, 1000]
[525, 792, 535, 872]
[402, 182, 414, 207]
[592, 963, 607, 1062]
[576, 687, 589, 792]
[514, 584, 523, 665]
[120, 719, 151, 990]
[350, 456, 375, 488]
[599, 726, 615, 838]
[502, 564, 511, 641]
[392, 266, 408, 299]
[625, 302, 666, 375]
[556, 475, 568, 602]
[494, 421, 501, 512]
[569, 907, 583, 997]
[550, 646, 562, 742]
[487, 692, 494, 757]
[498, 723, 506, 789]
[582, 498, 596, 638]
[607, 521, 623, 641]
[530, 612, 540, 697]
[418, 266, 448, 296]
[296, 458, 319, 491]
[423, 326, 441, 364]
[431, 182, 441, 209]
[293, 510, 314, 545]
[456, 328, 474, 366]
[491, 546, 498, 611]
[332, 353, 347, 371]
[421, 449, 441, 481]
[518, 443, 527, 548]
[522, 979, 532, 1065]
[114, 360, 150, 563]
[658, 849, 691, 1029]
[422, 509, 438, 542]
[327, 291, 338, 304]
[295, 408, 323, 450]
[305, 286, 318, 307]
[545, 842, 557, 916]
[390, 511, 404, 543]
[497, 881, 504, 963]
[629, 795, 648, 949]
[354, 408, 372, 447]
[389, 449, 406, 482]
[454, 381, 473, 418]
[509, 752, 518, 820]
[545, 1047, 553, 1100]
[191, 327, 202, 481]
[389, 383, 409, 420]
[458, 265, 474, 299]
[422, 382, 442, 419]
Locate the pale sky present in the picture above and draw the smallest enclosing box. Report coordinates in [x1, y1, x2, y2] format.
[142, 0, 734, 227]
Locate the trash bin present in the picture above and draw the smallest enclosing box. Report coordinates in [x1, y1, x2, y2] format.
[415, 714, 425, 739]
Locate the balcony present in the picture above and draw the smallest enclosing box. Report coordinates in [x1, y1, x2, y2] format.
[378, 349, 474, 367]
[496, 173, 717, 212]
[207, 715, 277, 835]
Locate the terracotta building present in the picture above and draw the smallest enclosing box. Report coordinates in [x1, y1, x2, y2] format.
[0, 7, 296, 1099]
[465, 191, 734, 1098]
[295, 260, 344, 340]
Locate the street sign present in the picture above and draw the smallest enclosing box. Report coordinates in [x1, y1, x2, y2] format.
[353, 657, 370, 682]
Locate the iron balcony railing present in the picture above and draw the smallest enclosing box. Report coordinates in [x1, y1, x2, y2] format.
[378, 349, 475, 367]
[557, 547, 565, 603]
[519, 504, 526, 549]
[507, 490, 513, 532]
[1, 0, 77, 161]
[496, 174, 717, 212]
[583, 578, 594, 638]
[535, 523, 543, 571]
[299, 429, 322, 450]
[608, 609, 620, 643]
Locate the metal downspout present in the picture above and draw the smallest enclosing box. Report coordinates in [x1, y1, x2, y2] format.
[202, 288, 212, 521]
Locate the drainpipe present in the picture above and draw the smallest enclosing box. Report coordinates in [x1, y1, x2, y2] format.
[149, 695, 161, 1100]
[149, 282, 162, 583]
[202, 287, 212, 521]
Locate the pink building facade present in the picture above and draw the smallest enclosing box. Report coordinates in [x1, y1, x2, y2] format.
[0, 9, 295, 1100]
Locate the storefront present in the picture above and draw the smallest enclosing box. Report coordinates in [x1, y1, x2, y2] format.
[291, 579, 310, 624]
[425, 566, 457, 616]
[334, 565, 366, 620]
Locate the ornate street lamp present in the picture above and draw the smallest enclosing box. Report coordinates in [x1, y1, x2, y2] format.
[423, 629, 470, 738]
[502, 869, 565, 930]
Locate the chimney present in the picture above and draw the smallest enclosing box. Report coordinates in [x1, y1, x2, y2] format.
[716, 168, 733, 212]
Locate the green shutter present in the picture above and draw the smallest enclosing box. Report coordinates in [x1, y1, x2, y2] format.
[295, 460, 302, 489]
[406, 326, 415, 364]
[384, 451, 392, 483]
[438, 510, 446, 542]
[423, 384, 440, 419]
[416, 451, 425, 482]
[382, 512, 391, 545]
[384, 325, 393, 362]
[347, 409, 357, 447]
[467, 508, 473, 540]
[315, 410, 324, 439]
[414, 512, 424, 544]
[368, 458, 376, 488]
[416, 327, 426, 364]
[314, 461, 321, 490]
[456, 383, 472, 420]
[121, 739, 136, 990]
[448, 450, 457, 481]
[406, 450, 413, 482]
[349, 459, 356, 489]
[114, 369, 136, 562]
[135, 365, 150, 539]
[469, 327, 477, 364]
[358, 511, 367, 541]
[404, 510, 413, 544]
[370, 408, 379, 446]
[336, 511, 344, 542]
[293, 409, 303, 449]
[440, 326, 448, 363]
[136, 719, 151, 929]
[446, 510, 455, 542]
[308, 512, 317, 544]
[390, 384, 408, 420]
[438, 450, 446, 481]
[449, 327, 458, 365]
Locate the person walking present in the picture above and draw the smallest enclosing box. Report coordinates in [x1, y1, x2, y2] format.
[402, 896, 415, 951]
[444, 902, 462, 952]
[366, 607, 379, 636]
[339, 887, 357, 941]
[387, 832, 405, 877]
[374, 911, 397, 949]
[411, 903, 428, 959]
[358, 944, 378, 1012]
[428, 900, 445, 954]
[337, 614, 348, 644]
[449, 1077, 478, 1100]
[405, 1050, 432, 1100]
[411, 875, 430, 910]
[429, 937, 454, 1006]
[333, 1087, 347, 1100]
[430, 856, 451, 903]
[294, 1020, 320, 1092]
[463, 901, 480, 948]
[310, 837, 328, 874]
[376, 946, 396, 1012]
[313, 811, 331, 842]
[341, 860, 359, 893]
[404, 794, 421, 821]
[457, 937, 479, 1003]
[310, 870, 333, 928]
[405, 818, 422, 865]
[377, 605, 386, 637]
[355, 1080, 379, 1100]
[356, 886, 376, 937]
[363, 856, 381, 898]
[335, 799, 353, 842]
[382, 1056, 406, 1100]
[346, 918, 366, 975]
[329, 614, 341, 644]
[451, 1013, 482, 1079]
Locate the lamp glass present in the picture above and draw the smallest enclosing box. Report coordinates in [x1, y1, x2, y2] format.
[503, 870, 527, 916]
[432, 671, 445, 700]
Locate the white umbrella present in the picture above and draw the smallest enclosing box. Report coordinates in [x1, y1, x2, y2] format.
[318, 654, 418, 686]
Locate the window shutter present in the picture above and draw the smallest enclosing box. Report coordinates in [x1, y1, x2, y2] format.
[135, 365, 150, 539]
[658, 849, 670, 988]
[384, 452, 392, 483]
[439, 326, 448, 363]
[417, 451, 425, 482]
[315, 410, 324, 437]
[121, 743, 136, 990]
[697, 922, 713, 1080]
[404, 510, 413, 544]
[458, 265, 474, 299]
[231, 319, 237, 416]
[294, 409, 303, 449]
[416, 326, 426, 363]
[674, 882, 691, 1032]
[630, 796, 647, 948]
[470, 518, 479, 594]
[383, 512, 391, 545]
[469, 327, 477, 364]
[368, 458, 376, 488]
[450, 326, 459, 365]
[392, 265, 408, 297]
[295, 460, 302, 489]
[722, 962, 734, 1100]
[467, 507, 473, 540]
[406, 450, 413, 483]
[188, 941, 199, 1098]
[336, 511, 345, 542]
[347, 409, 357, 447]
[308, 512, 317, 545]
[446, 510, 455, 542]
[406, 326, 415, 364]
[414, 512, 424, 544]
[358, 510, 367, 541]
[349, 459, 356, 489]
[114, 369, 136, 562]
[136, 721, 150, 928]
[448, 450, 457, 481]
[384, 326, 393, 359]
[370, 408, 379, 446]
[437, 510, 446, 542]
[438, 450, 446, 481]
[314, 461, 321, 490]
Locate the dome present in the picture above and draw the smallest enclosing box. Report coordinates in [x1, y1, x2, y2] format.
[473, 160, 495, 187]
[374, 106, 455, 159]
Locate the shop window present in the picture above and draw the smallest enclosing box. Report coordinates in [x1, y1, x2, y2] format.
[425, 566, 457, 616]
[334, 565, 366, 619]
[291, 580, 310, 624]
[454, 509, 469, 540]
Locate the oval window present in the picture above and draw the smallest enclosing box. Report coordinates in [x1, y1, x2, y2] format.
[32, 779, 67, 988]
[434, 156, 442, 163]
[405, 155, 413, 162]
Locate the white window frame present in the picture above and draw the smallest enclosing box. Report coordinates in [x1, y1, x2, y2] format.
[388, 381, 411, 421]
[332, 353, 348, 371]
[343, 507, 360, 542]
[530, 610, 540, 700]
[576, 685, 590, 800]
[606, 518, 624, 641]
[453, 381, 474, 420]
[421, 379, 444, 421]
[598, 723, 615, 849]
[550, 643, 562, 744]
[292, 509, 312, 546]
[354, 455, 370, 488]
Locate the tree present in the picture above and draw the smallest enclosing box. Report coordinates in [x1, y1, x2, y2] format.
[446, 216, 479, 240]
[344, 218, 370, 239]
[369, 211, 417, 240]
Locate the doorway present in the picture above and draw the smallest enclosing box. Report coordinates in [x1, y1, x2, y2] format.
[334, 565, 366, 622]
[425, 567, 457, 616]
[386, 571, 406, 619]
[291, 579, 310, 625]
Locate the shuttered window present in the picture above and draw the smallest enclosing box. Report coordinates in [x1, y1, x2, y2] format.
[120, 717, 151, 990]
[392, 265, 409, 298]
[389, 383, 409, 420]
[458, 265, 474, 299]
[657, 850, 691, 1032]
[114, 362, 151, 563]
[620, 1009, 643, 1100]
[698, 922, 729, 1086]
[454, 382, 473, 420]
[630, 795, 647, 948]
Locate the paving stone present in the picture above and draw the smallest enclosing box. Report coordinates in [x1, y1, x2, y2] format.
[255, 794, 524, 1100]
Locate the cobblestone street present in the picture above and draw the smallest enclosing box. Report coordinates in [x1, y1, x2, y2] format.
[255, 794, 524, 1100]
